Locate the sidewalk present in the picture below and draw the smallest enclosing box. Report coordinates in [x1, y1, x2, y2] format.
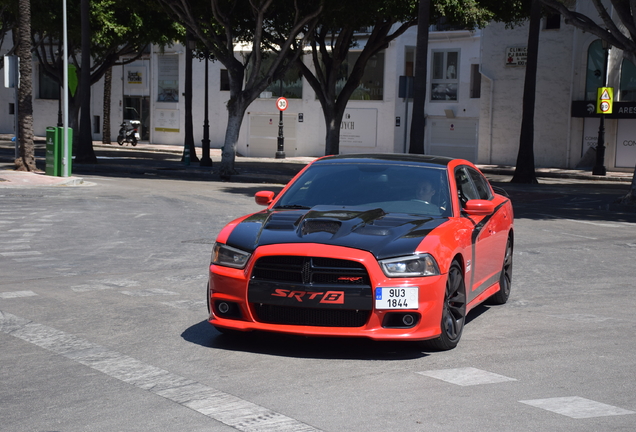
[0, 136, 633, 187]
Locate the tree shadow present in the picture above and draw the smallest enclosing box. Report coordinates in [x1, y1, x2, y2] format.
[488, 180, 636, 223]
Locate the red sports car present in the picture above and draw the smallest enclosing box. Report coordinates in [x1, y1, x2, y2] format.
[208, 154, 513, 350]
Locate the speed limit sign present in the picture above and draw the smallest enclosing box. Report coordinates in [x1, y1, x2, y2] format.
[276, 97, 288, 111]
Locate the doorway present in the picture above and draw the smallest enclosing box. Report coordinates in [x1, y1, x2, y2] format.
[123, 96, 150, 141]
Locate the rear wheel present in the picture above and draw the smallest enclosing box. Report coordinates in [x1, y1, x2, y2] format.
[424, 261, 466, 351]
[489, 236, 513, 305]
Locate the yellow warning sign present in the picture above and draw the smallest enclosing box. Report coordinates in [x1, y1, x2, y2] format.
[597, 87, 613, 114]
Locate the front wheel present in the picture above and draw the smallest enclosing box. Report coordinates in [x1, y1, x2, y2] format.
[489, 236, 513, 305]
[117, 135, 124, 146]
[423, 261, 466, 351]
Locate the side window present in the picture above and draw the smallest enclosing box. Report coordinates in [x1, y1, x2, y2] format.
[455, 167, 478, 207]
[468, 168, 493, 200]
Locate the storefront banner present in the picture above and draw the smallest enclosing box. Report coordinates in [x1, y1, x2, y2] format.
[339, 108, 378, 147]
[616, 119, 636, 168]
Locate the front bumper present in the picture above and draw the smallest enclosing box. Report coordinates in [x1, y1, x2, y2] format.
[208, 243, 446, 341]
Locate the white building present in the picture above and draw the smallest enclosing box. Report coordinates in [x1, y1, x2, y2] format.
[0, 24, 482, 162]
[5, 8, 632, 172]
[478, 3, 636, 172]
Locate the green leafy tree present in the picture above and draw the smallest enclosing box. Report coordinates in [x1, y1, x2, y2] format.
[540, 0, 636, 201]
[157, 0, 323, 180]
[30, 0, 178, 163]
[0, 1, 15, 55]
[287, 0, 418, 156]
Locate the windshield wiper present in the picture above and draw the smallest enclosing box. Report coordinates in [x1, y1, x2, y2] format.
[275, 204, 311, 209]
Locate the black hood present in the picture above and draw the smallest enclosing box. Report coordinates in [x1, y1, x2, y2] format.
[225, 206, 448, 260]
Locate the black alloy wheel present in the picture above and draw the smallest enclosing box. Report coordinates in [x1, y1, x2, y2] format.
[489, 236, 513, 305]
[424, 261, 466, 351]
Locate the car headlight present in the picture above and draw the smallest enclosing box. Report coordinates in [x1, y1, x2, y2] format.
[211, 243, 251, 269]
[379, 254, 440, 277]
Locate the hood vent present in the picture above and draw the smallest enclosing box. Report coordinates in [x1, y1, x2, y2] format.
[301, 220, 341, 235]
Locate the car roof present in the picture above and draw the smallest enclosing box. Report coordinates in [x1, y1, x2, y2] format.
[315, 153, 458, 168]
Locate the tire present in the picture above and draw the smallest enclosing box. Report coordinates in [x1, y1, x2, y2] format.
[131, 137, 138, 147]
[489, 236, 513, 305]
[424, 261, 466, 351]
[117, 136, 124, 146]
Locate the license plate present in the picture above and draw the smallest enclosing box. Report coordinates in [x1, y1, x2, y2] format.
[375, 287, 418, 309]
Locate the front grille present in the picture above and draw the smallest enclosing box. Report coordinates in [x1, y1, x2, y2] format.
[252, 256, 370, 286]
[248, 255, 373, 326]
[252, 304, 370, 327]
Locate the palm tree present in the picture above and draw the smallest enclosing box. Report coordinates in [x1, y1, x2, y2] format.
[511, 0, 540, 184]
[15, 0, 36, 172]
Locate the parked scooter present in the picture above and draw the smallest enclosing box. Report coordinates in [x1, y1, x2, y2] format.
[117, 120, 141, 146]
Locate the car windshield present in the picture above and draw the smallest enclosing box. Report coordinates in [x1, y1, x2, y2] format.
[275, 162, 452, 217]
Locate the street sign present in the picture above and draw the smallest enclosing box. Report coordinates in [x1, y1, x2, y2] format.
[597, 87, 613, 114]
[276, 97, 288, 111]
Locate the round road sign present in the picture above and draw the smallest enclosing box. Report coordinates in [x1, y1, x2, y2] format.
[276, 97, 288, 111]
[600, 101, 611, 113]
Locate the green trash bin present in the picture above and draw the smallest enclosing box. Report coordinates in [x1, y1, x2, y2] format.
[45, 127, 73, 177]
[45, 127, 60, 176]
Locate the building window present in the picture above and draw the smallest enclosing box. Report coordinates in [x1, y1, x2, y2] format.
[157, 54, 179, 102]
[620, 58, 636, 101]
[470, 64, 481, 98]
[332, 51, 385, 100]
[220, 69, 230, 91]
[544, 13, 561, 30]
[585, 40, 606, 101]
[39, 68, 60, 100]
[431, 50, 459, 101]
[249, 54, 303, 99]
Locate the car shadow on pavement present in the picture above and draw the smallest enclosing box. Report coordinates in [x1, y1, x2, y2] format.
[181, 320, 429, 360]
[181, 306, 500, 360]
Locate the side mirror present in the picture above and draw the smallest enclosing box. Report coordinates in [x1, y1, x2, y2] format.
[255, 191, 275, 206]
[464, 199, 495, 216]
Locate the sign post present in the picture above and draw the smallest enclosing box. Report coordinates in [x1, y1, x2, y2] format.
[593, 86, 613, 176]
[275, 96, 287, 159]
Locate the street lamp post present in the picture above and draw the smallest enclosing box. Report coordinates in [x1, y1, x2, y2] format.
[276, 80, 285, 159]
[593, 40, 610, 176]
[200, 50, 212, 167]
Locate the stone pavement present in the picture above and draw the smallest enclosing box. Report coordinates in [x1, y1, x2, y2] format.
[0, 136, 633, 188]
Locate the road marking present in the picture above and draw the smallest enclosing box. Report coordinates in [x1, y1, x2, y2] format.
[0, 244, 31, 251]
[547, 313, 615, 323]
[7, 228, 44, 232]
[0, 310, 321, 431]
[520, 396, 634, 419]
[161, 300, 207, 310]
[541, 229, 597, 240]
[72, 279, 140, 292]
[0, 291, 37, 299]
[416, 367, 517, 386]
[538, 214, 628, 228]
[121, 288, 178, 297]
[0, 251, 42, 257]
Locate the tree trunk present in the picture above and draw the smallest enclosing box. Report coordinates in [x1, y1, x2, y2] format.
[15, 0, 36, 172]
[409, 0, 430, 154]
[219, 101, 248, 180]
[323, 102, 344, 156]
[183, 33, 199, 163]
[618, 164, 636, 204]
[511, 0, 540, 184]
[102, 67, 112, 144]
[76, 0, 97, 164]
